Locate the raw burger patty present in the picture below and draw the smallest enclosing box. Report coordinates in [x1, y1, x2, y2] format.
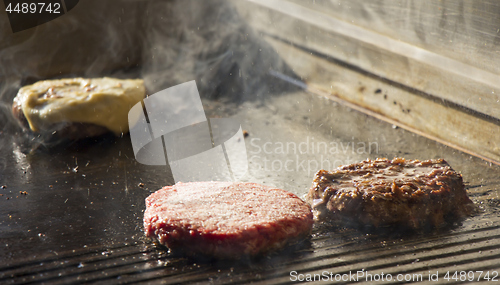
[306, 158, 474, 229]
[144, 182, 313, 258]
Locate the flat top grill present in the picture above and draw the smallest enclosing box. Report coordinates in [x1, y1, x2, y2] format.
[1, 80, 499, 284]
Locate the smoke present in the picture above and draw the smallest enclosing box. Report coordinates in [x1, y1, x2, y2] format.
[0, 0, 145, 142]
[0, 0, 297, 150]
[139, 0, 295, 99]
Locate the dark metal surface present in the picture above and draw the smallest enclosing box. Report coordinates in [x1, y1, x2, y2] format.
[0, 78, 499, 284]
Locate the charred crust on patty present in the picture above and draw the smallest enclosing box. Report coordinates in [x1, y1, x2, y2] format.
[12, 99, 109, 140]
[306, 158, 474, 230]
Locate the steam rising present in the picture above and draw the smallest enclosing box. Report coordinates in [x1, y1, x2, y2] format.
[0, 0, 294, 150]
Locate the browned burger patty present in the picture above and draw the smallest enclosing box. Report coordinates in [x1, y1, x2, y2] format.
[12, 78, 145, 141]
[143, 182, 313, 259]
[306, 158, 474, 229]
[12, 101, 109, 140]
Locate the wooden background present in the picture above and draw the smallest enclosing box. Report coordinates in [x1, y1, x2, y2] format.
[235, 0, 500, 164]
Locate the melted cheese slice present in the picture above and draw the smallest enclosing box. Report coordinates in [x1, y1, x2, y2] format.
[16, 77, 145, 135]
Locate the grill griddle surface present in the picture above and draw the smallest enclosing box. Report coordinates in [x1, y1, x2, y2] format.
[1, 84, 499, 284]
